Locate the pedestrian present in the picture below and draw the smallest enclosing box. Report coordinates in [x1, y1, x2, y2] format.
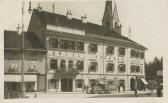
[135, 89, 138, 97]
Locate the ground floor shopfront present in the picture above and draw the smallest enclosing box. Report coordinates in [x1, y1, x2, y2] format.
[46, 74, 148, 92]
[4, 73, 46, 99]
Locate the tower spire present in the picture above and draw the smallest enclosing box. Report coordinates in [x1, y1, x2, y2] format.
[102, 0, 122, 35]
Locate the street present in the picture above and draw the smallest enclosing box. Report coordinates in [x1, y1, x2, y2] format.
[25, 90, 158, 98]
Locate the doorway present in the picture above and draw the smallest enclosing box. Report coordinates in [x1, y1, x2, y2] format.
[130, 78, 135, 91]
[61, 78, 73, 92]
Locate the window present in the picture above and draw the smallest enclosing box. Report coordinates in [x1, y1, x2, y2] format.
[60, 40, 67, 49]
[76, 42, 84, 51]
[50, 59, 58, 70]
[67, 40, 75, 50]
[118, 47, 125, 56]
[75, 79, 84, 88]
[130, 65, 135, 73]
[89, 44, 98, 53]
[130, 49, 136, 57]
[140, 52, 144, 59]
[68, 60, 73, 69]
[89, 62, 97, 72]
[29, 61, 37, 70]
[106, 63, 114, 72]
[118, 64, 126, 73]
[48, 79, 58, 89]
[76, 61, 84, 71]
[136, 66, 140, 73]
[9, 60, 18, 72]
[106, 46, 114, 55]
[60, 59, 66, 69]
[108, 80, 115, 85]
[49, 38, 58, 48]
[10, 60, 18, 69]
[135, 51, 139, 58]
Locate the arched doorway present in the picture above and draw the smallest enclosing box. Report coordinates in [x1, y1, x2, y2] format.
[130, 78, 135, 91]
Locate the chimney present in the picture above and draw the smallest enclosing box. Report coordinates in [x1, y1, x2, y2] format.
[66, 10, 72, 20]
[37, 4, 42, 12]
[81, 14, 87, 23]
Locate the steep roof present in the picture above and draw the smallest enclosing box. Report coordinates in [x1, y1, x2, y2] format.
[4, 30, 45, 50]
[31, 9, 147, 50]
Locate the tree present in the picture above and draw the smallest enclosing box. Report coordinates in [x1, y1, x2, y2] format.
[145, 57, 163, 81]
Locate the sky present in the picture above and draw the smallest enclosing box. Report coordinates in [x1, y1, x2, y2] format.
[1, 0, 168, 61]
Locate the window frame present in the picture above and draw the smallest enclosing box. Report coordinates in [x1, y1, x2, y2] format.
[106, 46, 114, 55]
[89, 62, 98, 72]
[89, 43, 98, 53]
[118, 64, 126, 73]
[106, 63, 114, 73]
[118, 47, 125, 56]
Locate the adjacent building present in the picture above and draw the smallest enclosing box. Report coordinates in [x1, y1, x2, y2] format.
[4, 31, 46, 98]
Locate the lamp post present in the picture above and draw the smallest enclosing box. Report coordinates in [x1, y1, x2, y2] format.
[20, 1, 25, 98]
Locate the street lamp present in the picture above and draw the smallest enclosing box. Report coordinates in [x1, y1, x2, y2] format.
[17, 1, 26, 98]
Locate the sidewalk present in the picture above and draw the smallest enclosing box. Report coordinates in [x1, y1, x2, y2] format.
[26, 90, 154, 98]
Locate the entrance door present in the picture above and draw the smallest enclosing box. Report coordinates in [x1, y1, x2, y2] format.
[61, 78, 72, 92]
[130, 78, 135, 91]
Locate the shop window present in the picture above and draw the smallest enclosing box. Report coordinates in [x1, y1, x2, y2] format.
[76, 61, 84, 71]
[50, 59, 58, 70]
[76, 42, 84, 51]
[108, 80, 115, 85]
[106, 46, 114, 55]
[60, 59, 66, 69]
[106, 63, 114, 72]
[130, 65, 135, 73]
[48, 79, 58, 89]
[25, 82, 35, 92]
[49, 38, 58, 48]
[75, 79, 84, 88]
[89, 44, 98, 53]
[89, 62, 97, 72]
[118, 47, 125, 56]
[136, 66, 140, 73]
[118, 64, 126, 73]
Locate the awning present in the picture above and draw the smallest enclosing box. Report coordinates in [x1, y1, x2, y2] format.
[141, 78, 148, 85]
[5, 74, 37, 82]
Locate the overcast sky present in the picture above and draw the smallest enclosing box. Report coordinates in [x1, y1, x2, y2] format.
[1, 0, 168, 61]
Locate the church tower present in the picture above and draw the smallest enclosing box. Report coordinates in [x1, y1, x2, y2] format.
[102, 0, 122, 35]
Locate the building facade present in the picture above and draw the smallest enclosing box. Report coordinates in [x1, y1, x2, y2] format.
[4, 1, 148, 95]
[27, 1, 147, 92]
[4, 31, 46, 98]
